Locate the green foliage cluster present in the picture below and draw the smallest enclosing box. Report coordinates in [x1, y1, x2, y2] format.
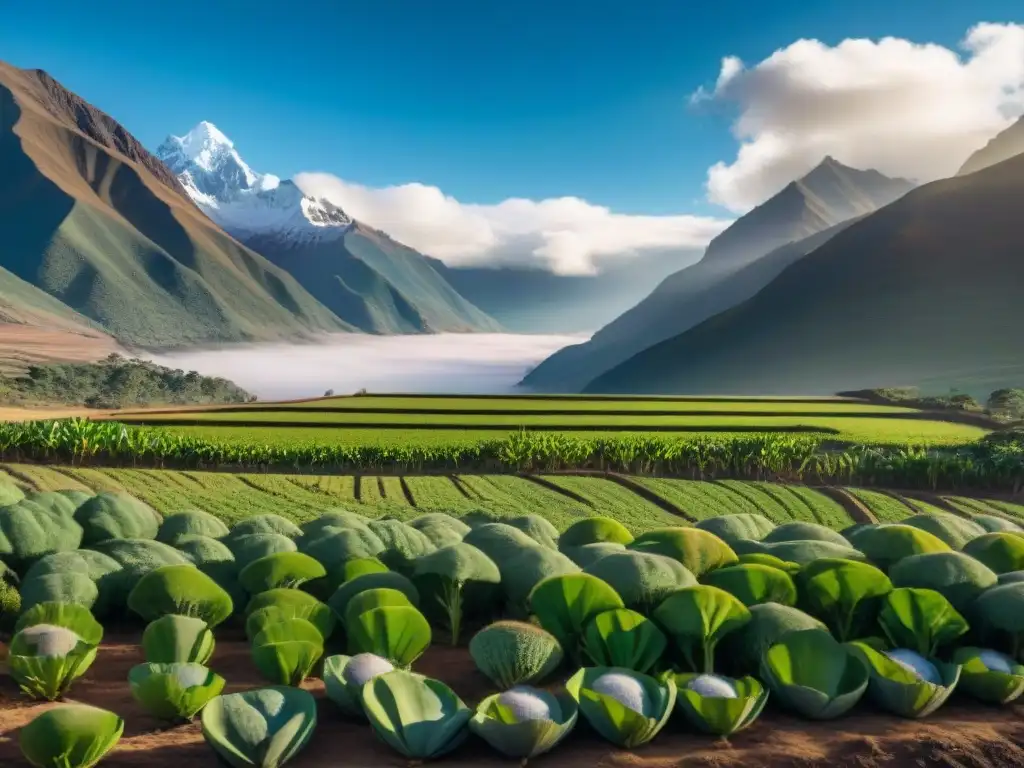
[0, 354, 253, 408]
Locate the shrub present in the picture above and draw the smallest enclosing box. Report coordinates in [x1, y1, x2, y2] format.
[696, 513, 775, 544]
[500, 547, 580, 610]
[902, 513, 986, 550]
[507, 515, 560, 550]
[226, 533, 297, 571]
[299, 510, 373, 539]
[128, 565, 234, 627]
[0, 578, 20, 628]
[763, 522, 850, 546]
[24, 491, 80, 519]
[239, 551, 326, 594]
[19, 705, 123, 768]
[628, 527, 737, 577]
[90, 538, 192, 596]
[464, 523, 541, 565]
[963, 533, 1024, 574]
[157, 510, 230, 544]
[173, 535, 237, 586]
[407, 513, 469, 547]
[300, 527, 385, 568]
[24, 550, 123, 618]
[701, 563, 797, 607]
[469, 621, 564, 688]
[972, 514, 1024, 535]
[20, 572, 99, 613]
[367, 520, 437, 572]
[0, 478, 25, 506]
[561, 542, 626, 568]
[74, 492, 159, 545]
[559, 517, 633, 548]
[584, 551, 696, 612]
[225, 514, 303, 541]
[0, 500, 83, 569]
[853, 524, 951, 571]
[889, 551, 998, 613]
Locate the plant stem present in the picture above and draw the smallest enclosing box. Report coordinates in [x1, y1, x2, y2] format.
[446, 580, 464, 646]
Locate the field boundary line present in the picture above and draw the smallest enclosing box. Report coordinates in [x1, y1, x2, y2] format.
[377, 476, 387, 501]
[814, 486, 877, 524]
[604, 473, 697, 523]
[0, 464, 41, 491]
[398, 477, 417, 506]
[517, 474, 595, 508]
[353, 475, 363, 502]
[447, 475, 472, 499]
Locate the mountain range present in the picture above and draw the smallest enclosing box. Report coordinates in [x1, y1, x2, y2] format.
[523, 157, 917, 391]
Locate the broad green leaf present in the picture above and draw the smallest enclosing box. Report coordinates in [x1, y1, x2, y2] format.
[129, 662, 225, 721]
[847, 641, 960, 718]
[701, 563, 797, 607]
[952, 647, 1024, 704]
[581, 608, 666, 674]
[877, 588, 968, 657]
[251, 618, 324, 686]
[797, 558, 892, 641]
[142, 614, 215, 664]
[673, 673, 768, 736]
[653, 585, 750, 673]
[470, 689, 578, 759]
[202, 686, 317, 768]
[346, 605, 431, 667]
[20, 704, 123, 768]
[565, 667, 676, 749]
[529, 572, 624, 657]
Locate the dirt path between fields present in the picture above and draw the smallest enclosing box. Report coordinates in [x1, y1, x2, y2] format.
[2, 633, 1024, 767]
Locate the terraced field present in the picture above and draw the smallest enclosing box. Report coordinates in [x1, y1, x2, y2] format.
[111, 393, 990, 446]
[4, 462, 1020, 532]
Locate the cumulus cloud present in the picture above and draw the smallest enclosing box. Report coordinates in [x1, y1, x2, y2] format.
[697, 23, 1024, 212]
[294, 173, 731, 275]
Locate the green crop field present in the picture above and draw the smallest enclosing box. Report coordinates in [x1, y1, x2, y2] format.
[110, 392, 988, 447]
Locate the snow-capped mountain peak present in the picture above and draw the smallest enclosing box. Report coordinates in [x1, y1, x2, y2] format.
[156, 121, 351, 242]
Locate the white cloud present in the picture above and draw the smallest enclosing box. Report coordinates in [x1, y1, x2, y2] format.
[698, 23, 1024, 212]
[293, 173, 731, 275]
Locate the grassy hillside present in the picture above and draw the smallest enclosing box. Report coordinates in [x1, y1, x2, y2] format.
[523, 158, 915, 391]
[585, 152, 1024, 397]
[243, 224, 500, 333]
[959, 116, 1024, 176]
[0, 62, 351, 347]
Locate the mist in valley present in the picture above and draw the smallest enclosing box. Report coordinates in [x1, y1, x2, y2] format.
[140, 333, 587, 400]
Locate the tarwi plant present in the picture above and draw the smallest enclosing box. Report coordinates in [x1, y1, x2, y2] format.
[238, 552, 326, 594]
[19, 704, 123, 768]
[848, 641, 960, 718]
[701, 563, 798, 607]
[202, 686, 317, 768]
[796, 558, 892, 641]
[529, 572, 624, 662]
[760, 629, 868, 719]
[322, 653, 395, 717]
[470, 685, 579, 760]
[142, 614, 216, 664]
[128, 564, 234, 627]
[951, 646, 1024, 704]
[361, 670, 471, 759]
[469, 620, 564, 688]
[10, 603, 102, 700]
[251, 618, 325, 686]
[653, 585, 750, 673]
[877, 587, 968, 657]
[673, 673, 768, 736]
[129, 662, 225, 721]
[411, 542, 500, 645]
[346, 605, 432, 667]
[566, 667, 676, 748]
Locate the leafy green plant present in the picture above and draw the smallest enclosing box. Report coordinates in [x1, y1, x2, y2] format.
[972, 582, 1024, 657]
[529, 572, 624, 662]
[853, 524, 952, 571]
[582, 608, 667, 674]
[561, 542, 626, 568]
[560, 517, 634, 547]
[902, 513, 986, 549]
[963, 533, 1024, 574]
[327, 572, 419, 622]
[736, 552, 802, 574]
[247, 602, 336, 643]
[565, 667, 676, 748]
[228, 514, 303, 542]
[499, 546, 580, 611]
[245, 587, 325, 618]
[74, 491, 159, 545]
[628, 527, 738, 578]
[889, 551, 998, 613]
[19, 573, 99, 614]
[361, 670, 471, 759]
[322, 653, 395, 717]
[157, 510, 230, 544]
[411, 542, 500, 645]
[19, 704, 123, 768]
[653, 585, 750, 672]
[346, 605, 431, 667]
[695, 513, 775, 545]
[128, 564, 233, 626]
[583, 551, 697, 612]
[142, 614, 215, 664]
[796, 558, 892, 641]
[407, 513, 471, 547]
[129, 662, 225, 721]
[251, 618, 325, 686]
[848, 641, 960, 718]
[761, 629, 868, 719]
[470, 686, 579, 759]
[201, 686, 317, 768]
[507, 514, 560, 549]
[952, 647, 1024, 704]
[877, 587, 968, 657]
[673, 673, 768, 736]
[9, 621, 99, 700]
[228, 533, 298, 572]
[464, 523, 541, 565]
[468, 620, 563, 688]
[366, 519, 437, 573]
[238, 552, 326, 594]
[701, 563, 797, 607]
[764, 521, 849, 545]
[720, 603, 826, 676]
[22, 550, 123, 619]
[341, 588, 413, 627]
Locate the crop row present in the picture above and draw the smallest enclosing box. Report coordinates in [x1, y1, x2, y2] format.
[6, 490, 1024, 766]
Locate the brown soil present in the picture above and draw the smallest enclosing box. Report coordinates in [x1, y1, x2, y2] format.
[2, 631, 1024, 768]
[0, 324, 123, 377]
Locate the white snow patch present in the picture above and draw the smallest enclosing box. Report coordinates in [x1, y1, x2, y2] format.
[591, 672, 651, 716]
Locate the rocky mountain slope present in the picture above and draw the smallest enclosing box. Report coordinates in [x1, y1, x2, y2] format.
[958, 116, 1024, 176]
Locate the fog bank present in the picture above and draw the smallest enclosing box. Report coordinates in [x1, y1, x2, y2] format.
[142, 333, 586, 400]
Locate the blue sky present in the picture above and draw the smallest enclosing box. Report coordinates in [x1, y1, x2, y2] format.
[5, 0, 1018, 220]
